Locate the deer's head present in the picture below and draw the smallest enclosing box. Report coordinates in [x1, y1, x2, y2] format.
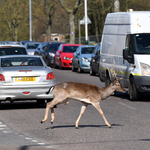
[110, 67, 126, 93]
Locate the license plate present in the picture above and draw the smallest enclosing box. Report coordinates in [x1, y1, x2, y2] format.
[15, 77, 36, 82]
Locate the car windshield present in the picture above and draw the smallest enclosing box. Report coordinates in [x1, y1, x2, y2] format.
[1, 57, 43, 67]
[135, 33, 150, 54]
[48, 43, 61, 52]
[0, 47, 27, 56]
[63, 46, 79, 53]
[27, 44, 39, 49]
[81, 47, 95, 54]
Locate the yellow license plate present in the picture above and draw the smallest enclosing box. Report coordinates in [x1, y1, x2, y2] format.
[15, 77, 36, 82]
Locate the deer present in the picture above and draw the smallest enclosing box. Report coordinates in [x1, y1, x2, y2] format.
[41, 67, 126, 128]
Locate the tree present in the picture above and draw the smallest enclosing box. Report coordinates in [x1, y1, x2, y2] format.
[33, 0, 58, 42]
[59, 0, 83, 44]
[0, 0, 28, 41]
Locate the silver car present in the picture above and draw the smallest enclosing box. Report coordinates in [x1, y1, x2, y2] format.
[0, 55, 56, 105]
[24, 41, 40, 55]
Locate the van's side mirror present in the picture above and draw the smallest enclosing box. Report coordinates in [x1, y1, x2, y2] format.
[123, 49, 133, 64]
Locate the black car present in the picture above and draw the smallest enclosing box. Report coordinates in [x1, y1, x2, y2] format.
[39, 41, 66, 66]
[90, 43, 101, 76]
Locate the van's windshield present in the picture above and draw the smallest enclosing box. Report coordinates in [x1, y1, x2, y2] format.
[134, 33, 150, 54]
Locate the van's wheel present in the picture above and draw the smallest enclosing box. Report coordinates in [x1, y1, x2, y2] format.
[105, 72, 111, 87]
[129, 77, 140, 101]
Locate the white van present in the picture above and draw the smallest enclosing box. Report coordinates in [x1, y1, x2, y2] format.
[99, 11, 150, 100]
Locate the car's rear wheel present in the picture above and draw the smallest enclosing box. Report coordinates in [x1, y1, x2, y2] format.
[37, 100, 45, 105]
[72, 63, 77, 72]
[53, 60, 57, 68]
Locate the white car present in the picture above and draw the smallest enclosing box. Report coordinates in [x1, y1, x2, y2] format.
[0, 44, 27, 56]
[0, 55, 56, 106]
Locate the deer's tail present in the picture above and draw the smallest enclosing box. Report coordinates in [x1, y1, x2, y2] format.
[46, 85, 55, 94]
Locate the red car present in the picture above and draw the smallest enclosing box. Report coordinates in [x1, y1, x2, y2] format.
[54, 44, 82, 69]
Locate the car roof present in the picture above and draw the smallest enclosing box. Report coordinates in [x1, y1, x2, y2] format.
[61, 44, 82, 46]
[0, 44, 26, 48]
[0, 55, 41, 59]
[25, 42, 40, 44]
[79, 45, 96, 48]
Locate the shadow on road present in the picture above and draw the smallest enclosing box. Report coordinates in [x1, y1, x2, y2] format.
[0, 101, 46, 110]
[45, 123, 123, 130]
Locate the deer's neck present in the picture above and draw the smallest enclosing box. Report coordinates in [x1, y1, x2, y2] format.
[99, 83, 116, 100]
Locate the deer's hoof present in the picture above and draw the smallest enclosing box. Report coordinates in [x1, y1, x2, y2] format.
[41, 121, 43, 124]
[108, 126, 112, 128]
[76, 127, 79, 129]
[51, 121, 53, 124]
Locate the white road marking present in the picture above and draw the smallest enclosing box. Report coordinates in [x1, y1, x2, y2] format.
[0, 121, 52, 149]
[118, 102, 136, 110]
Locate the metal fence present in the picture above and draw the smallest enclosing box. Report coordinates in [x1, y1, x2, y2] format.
[64, 34, 102, 45]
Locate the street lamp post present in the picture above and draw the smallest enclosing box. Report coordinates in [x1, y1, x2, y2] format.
[84, 0, 88, 44]
[29, 0, 32, 41]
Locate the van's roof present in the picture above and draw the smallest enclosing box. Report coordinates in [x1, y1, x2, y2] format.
[104, 11, 150, 34]
[105, 11, 150, 25]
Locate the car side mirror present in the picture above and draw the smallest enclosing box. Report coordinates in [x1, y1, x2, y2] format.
[58, 50, 61, 53]
[123, 49, 134, 64]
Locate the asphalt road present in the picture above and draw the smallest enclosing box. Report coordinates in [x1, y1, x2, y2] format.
[1, 68, 150, 150]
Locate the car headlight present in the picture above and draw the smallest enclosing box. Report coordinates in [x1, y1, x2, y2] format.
[63, 57, 72, 60]
[82, 57, 89, 62]
[140, 62, 150, 76]
[49, 53, 55, 57]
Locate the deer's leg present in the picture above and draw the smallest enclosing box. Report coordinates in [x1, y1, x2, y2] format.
[41, 95, 67, 124]
[75, 104, 88, 129]
[51, 107, 54, 124]
[93, 103, 111, 128]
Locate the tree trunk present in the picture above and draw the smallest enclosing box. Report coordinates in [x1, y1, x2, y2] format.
[69, 12, 75, 44]
[47, 16, 51, 42]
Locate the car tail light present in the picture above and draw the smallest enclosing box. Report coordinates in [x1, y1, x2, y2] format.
[0, 74, 5, 81]
[23, 92, 30, 95]
[46, 72, 55, 80]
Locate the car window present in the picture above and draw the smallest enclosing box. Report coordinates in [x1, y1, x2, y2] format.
[1, 57, 43, 67]
[93, 45, 98, 54]
[81, 47, 95, 54]
[96, 44, 100, 55]
[27, 44, 39, 49]
[48, 43, 61, 52]
[0, 47, 27, 56]
[63, 46, 79, 53]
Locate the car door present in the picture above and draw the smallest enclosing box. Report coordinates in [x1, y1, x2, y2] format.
[74, 47, 81, 68]
[40, 42, 47, 58]
[73, 47, 79, 68]
[55, 45, 62, 66]
[92, 43, 100, 73]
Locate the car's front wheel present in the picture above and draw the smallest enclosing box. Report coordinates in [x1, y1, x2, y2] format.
[59, 60, 63, 70]
[78, 63, 83, 73]
[90, 65, 96, 76]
